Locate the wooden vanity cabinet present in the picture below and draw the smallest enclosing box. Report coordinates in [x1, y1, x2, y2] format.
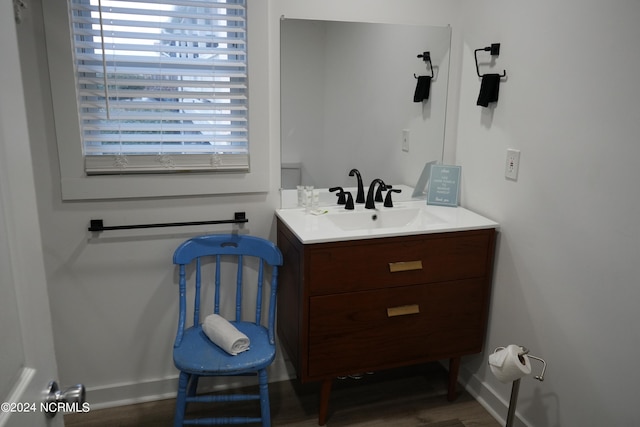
[276, 218, 497, 425]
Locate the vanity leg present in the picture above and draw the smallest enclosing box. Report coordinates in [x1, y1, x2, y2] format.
[318, 378, 333, 426]
[447, 357, 460, 401]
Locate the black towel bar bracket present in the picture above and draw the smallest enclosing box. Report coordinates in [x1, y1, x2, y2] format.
[414, 51, 434, 79]
[88, 212, 248, 232]
[474, 43, 507, 78]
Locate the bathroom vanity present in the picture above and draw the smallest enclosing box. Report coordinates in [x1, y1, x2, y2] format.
[275, 197, 498, 425]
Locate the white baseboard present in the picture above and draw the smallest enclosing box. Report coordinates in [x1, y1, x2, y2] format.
[86, 357, 521, 426]
[86, 367, 294, 411]
[458, 363, 532, 427]
[85, 351, 297, 410]
[85, 376, 179, 410]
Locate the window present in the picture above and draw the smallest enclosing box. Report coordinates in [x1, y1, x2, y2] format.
[44, 0, 268, 200]
[70, 0, 248, 174]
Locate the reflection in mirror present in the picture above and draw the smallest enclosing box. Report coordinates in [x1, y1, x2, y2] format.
[280, 19, 451, 197]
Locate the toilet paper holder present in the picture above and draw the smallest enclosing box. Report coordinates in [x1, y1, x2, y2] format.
[494, 345, 547, 381]
[492, 345, 547, 427]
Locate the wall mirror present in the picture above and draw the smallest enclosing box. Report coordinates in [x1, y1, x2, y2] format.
[280, 18, 451, 197]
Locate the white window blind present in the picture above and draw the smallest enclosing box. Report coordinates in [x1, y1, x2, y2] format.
[68, 0, 248, 174]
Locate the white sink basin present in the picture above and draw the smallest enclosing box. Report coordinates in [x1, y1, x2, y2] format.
[326, 207, 424, 230]
[276, 196, 499, 244]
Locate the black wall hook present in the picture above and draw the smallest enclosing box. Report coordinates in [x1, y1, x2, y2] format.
[474, 43, 506, 78]
[414, 51, 434, 78]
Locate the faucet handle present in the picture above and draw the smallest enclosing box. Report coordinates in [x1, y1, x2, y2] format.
[375, 184, 392, 202]
[383, 189, 402, 207]
[344, 192, 355, 210]
[329, 186, 346, 205]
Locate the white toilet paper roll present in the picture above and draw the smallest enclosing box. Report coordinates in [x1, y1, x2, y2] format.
[489, 344, 532, 383]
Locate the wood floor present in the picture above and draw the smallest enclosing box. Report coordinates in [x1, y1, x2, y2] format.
[65, 363, 501, 427]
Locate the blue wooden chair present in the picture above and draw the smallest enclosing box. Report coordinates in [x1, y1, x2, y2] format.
[172, 234, 283, 427]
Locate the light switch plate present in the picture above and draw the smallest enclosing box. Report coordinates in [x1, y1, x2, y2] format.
[402, 129, 410, 152]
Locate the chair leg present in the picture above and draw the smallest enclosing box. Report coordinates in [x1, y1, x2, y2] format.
[174, 371, 190, 427]
[187, 374, 199, 397]
[258, 369, 271, 427]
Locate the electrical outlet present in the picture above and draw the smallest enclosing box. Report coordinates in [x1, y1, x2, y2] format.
[402, 129, 410, 152]
[505, 149, 520, 180]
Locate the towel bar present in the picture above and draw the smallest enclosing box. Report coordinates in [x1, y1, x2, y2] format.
[88, 212, 248, 232]
[474, 43, 507, 78]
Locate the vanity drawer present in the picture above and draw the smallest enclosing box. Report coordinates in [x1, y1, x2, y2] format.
[307, 230, 493, 295]
[307, 278, 487, 378]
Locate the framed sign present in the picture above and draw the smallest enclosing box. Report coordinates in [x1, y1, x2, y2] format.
[427, 165, 461, 207]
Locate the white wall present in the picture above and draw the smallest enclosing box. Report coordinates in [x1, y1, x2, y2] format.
[14, 0, 462, 410]
[454, 1, 640, 426]
[15, 0, 639, 425]
[17, 0, 282, 407]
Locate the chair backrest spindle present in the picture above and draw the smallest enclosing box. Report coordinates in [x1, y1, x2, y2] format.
[193, 257, 202, 327]
[255, 259, 264, 325]
[175, 264, 187, 347]
[214, 254, 221, 316]
[267, 265, 279, 344]
[235, 255, 243, 321]
[172, 234, 283, 350]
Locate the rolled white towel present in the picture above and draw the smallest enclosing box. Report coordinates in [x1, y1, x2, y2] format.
[202, 314, 250, 355]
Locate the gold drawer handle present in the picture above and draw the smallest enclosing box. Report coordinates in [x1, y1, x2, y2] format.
[387, 304, 420, 317]
[388, 260, 423, 272]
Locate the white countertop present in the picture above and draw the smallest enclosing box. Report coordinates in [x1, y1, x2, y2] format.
[276, 191, 499, 244]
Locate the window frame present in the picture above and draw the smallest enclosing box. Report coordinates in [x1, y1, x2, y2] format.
[43, 0, 269, 200]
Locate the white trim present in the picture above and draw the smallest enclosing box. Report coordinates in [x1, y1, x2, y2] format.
[43, 0, 269, 200]
[85, 153, 249, 174]
[84, 368, 292, 410]
[457, 362, 532, 427]
[0, 368, 35, 427]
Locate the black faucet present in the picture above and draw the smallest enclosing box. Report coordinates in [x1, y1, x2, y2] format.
[348, 169, 365, 204]
[365, 179, 387, 209]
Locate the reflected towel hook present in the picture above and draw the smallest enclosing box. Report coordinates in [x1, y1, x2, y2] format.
[474, 43, 506, 78]
[414, 51, 433, 79]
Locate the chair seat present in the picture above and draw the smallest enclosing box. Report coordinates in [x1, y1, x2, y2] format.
[173, 321, 276, 376]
